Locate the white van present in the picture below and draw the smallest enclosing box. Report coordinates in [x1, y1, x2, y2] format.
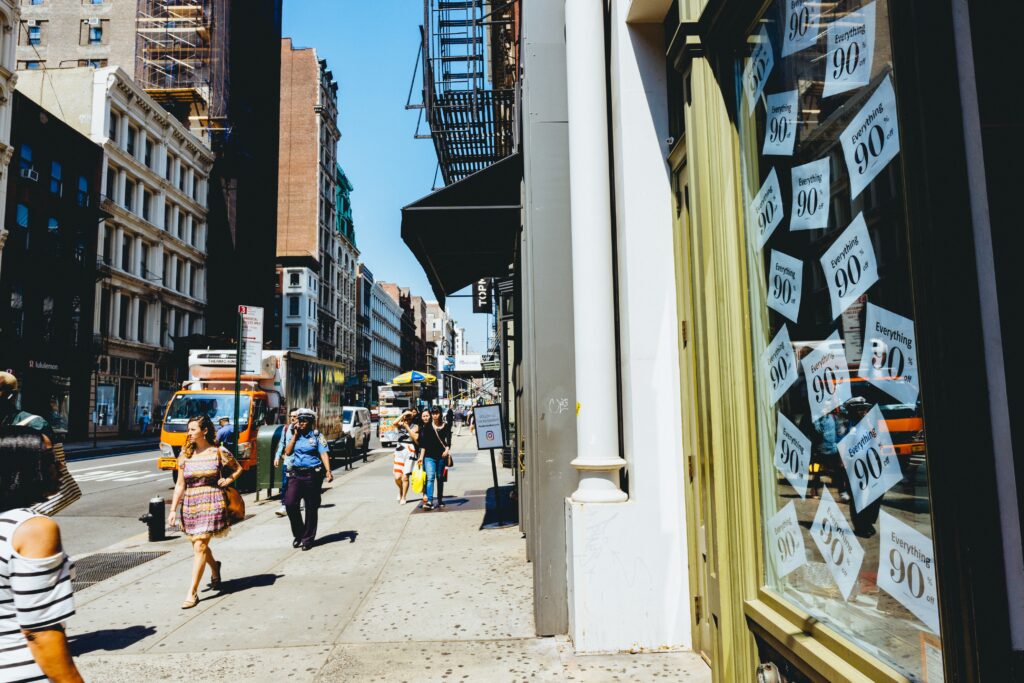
[342, 406, 372, 456]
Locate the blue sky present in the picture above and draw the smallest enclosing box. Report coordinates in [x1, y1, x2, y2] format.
[283, 0, 489, 355]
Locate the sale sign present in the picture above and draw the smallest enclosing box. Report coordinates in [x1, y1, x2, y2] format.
[810, 487, 865, 600]
[789, 157, 830, 231]
[877, 511, 940, 633]
[857, 303, 920, 406]
[767, 250, 803, 323]
[763, 90, 798, 156]
[801, 331, 852, 419]
[822, 1, 876, 98]
[840, 74, 901, 199]
[750, 168, 784, 249]
[838, 405, 903, 513]
[773, 412, 812, 498]
[782, 0, 821, 57]
[761, 324, 798, 405]
[820, 213, 880, 319]
[743, 25, 775, 114]
[768, 501, 807, 578]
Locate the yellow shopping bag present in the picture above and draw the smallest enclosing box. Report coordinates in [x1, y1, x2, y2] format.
[410, 467, 426, 494]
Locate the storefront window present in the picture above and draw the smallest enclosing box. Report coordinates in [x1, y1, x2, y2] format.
[96, 382, 117, 426]
[736, 1, 940, 679]
[135, 384, 153, 432]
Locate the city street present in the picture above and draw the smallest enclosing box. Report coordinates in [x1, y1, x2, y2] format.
[58, 433, 709, 682]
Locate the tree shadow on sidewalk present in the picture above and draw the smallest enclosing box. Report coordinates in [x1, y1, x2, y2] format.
[313, 530, 357, 546]
[68, 625, 157, 655]
[213, 572, 283, 596]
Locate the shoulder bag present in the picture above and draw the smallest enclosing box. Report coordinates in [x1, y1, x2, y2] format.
[219, 449, 245, 523]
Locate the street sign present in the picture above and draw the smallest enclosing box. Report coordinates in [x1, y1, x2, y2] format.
[473, 278, 492, 313]
[474, 404, 505, 450]
[238, 305, 264, 375]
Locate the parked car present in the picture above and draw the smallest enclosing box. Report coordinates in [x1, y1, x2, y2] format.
[343, 406, 372, 457]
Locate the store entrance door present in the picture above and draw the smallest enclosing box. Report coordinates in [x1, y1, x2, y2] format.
[672, 154, 718, 666]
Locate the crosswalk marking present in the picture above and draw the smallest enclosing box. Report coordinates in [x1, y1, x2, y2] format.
[69, 457, 157, 474]
[73, 469, 166, 483]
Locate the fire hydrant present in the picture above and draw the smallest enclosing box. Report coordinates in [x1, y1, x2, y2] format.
[139, 497, 166, 542]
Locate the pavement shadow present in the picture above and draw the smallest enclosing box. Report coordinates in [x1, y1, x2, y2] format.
[480, 485, 519, 529]
[314, 530, 358, 546]
[213, 572, 283, 596]
[68, 625, 157, 655]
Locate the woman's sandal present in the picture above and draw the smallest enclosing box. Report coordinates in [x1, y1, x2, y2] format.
[181, 594, 199, 609]
[208, 561, 222, 591]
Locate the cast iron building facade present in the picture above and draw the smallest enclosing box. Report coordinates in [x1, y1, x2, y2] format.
[0, 91, 103, 441]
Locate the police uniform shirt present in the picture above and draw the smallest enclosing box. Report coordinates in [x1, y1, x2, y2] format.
[290, 429, 328, 468]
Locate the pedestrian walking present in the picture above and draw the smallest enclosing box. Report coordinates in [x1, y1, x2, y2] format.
[166, 415, 243, 609]
[139, 408, 151, 435]
[0, 426, 84, 683]
[0, 371, 81, 517]
[418, 406, 452, 510]
[274, 410, 300, 517]
[282, 408, 334, 550]
[466, 409, 475, 435]
[393, 421, 420, 503]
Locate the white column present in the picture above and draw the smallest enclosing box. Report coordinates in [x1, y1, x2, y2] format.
[564, 0, 627, 503]
[93, 283, 103, 333]
[111, 290, 122, 338]
[113, 227, 124, 269]
[168, 308, 177, 346]
[129, 296, 140, 341]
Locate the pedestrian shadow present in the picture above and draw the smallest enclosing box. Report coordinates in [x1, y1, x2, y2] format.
[212, 572, 283, 596]
[68, 625, 157, 655]
[314, 530, 358, 546]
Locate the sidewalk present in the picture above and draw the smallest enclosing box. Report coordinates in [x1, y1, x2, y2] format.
[63, 435, 160, 459]
[65, 433, 711, 682]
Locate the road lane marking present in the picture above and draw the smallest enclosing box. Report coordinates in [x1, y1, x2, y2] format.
[69, 457, 157, 474]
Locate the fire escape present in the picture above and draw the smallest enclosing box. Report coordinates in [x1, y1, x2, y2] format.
[413, 0, 519, 186]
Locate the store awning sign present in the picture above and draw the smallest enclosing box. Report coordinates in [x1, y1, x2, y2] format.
[768, 501, 806, 578]
[473, 278, 492, 313]
[773, 412, 811, 499]
[822, 1, 876, 98]
[810, 487, 865, 601]
[838, 405, 903, 512]
[877, 511, 940, 633]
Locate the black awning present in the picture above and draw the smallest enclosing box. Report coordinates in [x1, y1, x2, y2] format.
[401, 153, 522, 306]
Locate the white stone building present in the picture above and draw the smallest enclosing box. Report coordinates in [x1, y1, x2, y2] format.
[17, 66, 212, 435]
[279, 266, 318, 355]
[369, 281, 401, 386]
[0, 0, 19, 271]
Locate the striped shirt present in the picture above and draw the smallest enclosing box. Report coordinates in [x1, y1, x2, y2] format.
[0, 508, 76, 683]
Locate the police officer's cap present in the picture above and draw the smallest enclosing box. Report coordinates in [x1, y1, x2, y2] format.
[296, 408, 316, 421]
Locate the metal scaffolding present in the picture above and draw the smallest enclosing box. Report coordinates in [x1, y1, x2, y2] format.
[418, 0, 519, 185]
[135, 0, 229, 130]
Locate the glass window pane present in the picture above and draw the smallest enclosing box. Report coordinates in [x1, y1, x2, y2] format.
[735, 1, 940, 678]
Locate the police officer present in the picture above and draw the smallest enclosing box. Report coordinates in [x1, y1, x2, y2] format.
[282, 408, 333, 550]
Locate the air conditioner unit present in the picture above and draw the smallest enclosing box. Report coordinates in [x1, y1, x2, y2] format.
[19, 168, 39, 182]
[27, 20, 38, 27]
[97, 355, 110, 374]
[87, 18, 100, 26]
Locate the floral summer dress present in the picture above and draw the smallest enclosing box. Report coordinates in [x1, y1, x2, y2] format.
[179, 449, 236, 538]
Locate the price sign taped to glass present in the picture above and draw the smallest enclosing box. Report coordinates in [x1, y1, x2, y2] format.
[782, 0, 820, 57]
[801, 331, 852, 418]
[761, 324, 799, 405]
[767, 250, 803, 323]
[810, 487, 865, 600]
[857, 303, 920, 405]
[820, 212, 879, 319]
[750, 168, 784, 249]
[790, 157, 830, 231]
[877, 511, 940, 633]
[768, 501, 807, 578]
[840, 74, 901, 199]
[743, 25, 775, 114]
[763, 90, 798, 156]
[773, 412, 812, 498]
[838, 404, 902, 512]
[822, 1, 876, 98]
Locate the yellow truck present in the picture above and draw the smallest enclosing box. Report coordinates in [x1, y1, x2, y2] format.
[158, 350, 347, 480]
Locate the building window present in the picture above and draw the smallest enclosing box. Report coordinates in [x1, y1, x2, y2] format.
[118, 295, 130, 339]
[109, 112, 119, 142]
[142, 190, 152, 222]
[18, 61, 44, 70]
[76, 176, 90, 207]
[288, 296, 299, 316]
[41, 296, 55, 342]
[177, 213, 185, 239]
[289, 272, 300, 287]
[77, 59, 108, 68]
[144, 139, 153, 168]
[165, 154, 173, 181]
[19, 144, 32, 173]
[140, 243, 149, 278]
[126, 126, 136, 156]
[89, 25, 102, 45]
[96, 383, 117, 426]
[15, 204, 29, 232]
[50, 161, 62, 195]
[124, 179, 135, 212]
[105, 167, 116, 200]
[27, 24, 41, 46]
[176, 260, 184, 291]
[121, 235, 132, 273]
[178, 167, 186, 192]
[192, 175, 198, 199]
[287, 326, 299, 349]
[47, 216, 59, 235]
[138, 301, 148, 342]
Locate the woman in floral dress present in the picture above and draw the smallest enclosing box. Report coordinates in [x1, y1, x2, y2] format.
[167, 415, 243, 608]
